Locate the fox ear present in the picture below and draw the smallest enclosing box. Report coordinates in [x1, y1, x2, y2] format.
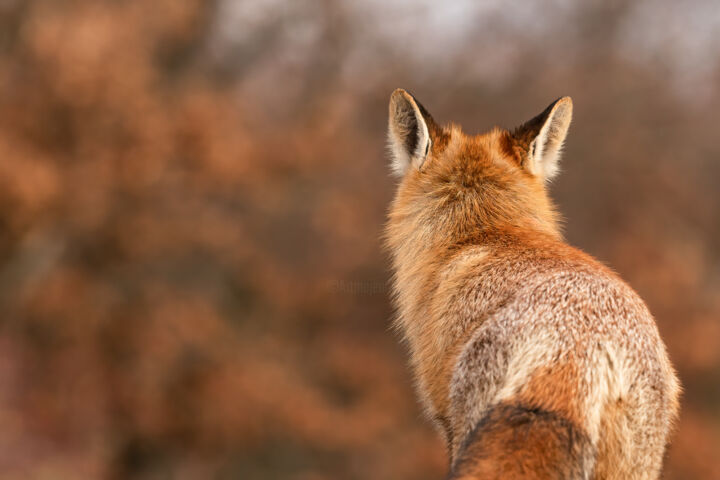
[388, 89, 433, 176]
[513, 97, 573, 182]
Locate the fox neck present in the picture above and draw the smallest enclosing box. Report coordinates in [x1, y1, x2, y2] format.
[388, 190, 561, 324]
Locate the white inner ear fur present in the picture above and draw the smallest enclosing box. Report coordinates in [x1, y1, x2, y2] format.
[528, 98, 572, 182]
[388, 90, 431, 177]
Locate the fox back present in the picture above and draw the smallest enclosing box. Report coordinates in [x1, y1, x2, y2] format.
[384, 89, 680, 479]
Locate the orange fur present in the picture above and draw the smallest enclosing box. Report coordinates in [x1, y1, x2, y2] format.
[385, 90, 680, 479]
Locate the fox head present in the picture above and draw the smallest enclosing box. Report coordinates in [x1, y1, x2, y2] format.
[386, 89, 573, 249]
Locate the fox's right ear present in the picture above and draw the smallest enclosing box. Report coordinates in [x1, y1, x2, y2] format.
[388, 89, 433, 176]
[512, 97, 573, 182]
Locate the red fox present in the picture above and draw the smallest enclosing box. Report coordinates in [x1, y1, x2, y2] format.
[385, 89, 680, 479]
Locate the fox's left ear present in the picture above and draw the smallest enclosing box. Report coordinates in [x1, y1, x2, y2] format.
[512, 97, 573, 182]
[388, 89, 434, 176]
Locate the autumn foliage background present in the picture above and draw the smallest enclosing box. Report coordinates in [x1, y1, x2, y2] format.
[0, 1, 719, 479]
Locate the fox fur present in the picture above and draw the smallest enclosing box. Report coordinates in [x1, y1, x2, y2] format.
[384, 89, 680, 479]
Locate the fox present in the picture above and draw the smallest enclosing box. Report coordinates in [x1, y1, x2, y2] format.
[384, 89, 680, 479]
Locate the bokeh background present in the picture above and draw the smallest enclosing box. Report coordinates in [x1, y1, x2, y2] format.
[1, 1, 719, 478]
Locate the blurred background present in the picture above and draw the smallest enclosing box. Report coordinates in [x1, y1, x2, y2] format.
[0, 0, 719, 478]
